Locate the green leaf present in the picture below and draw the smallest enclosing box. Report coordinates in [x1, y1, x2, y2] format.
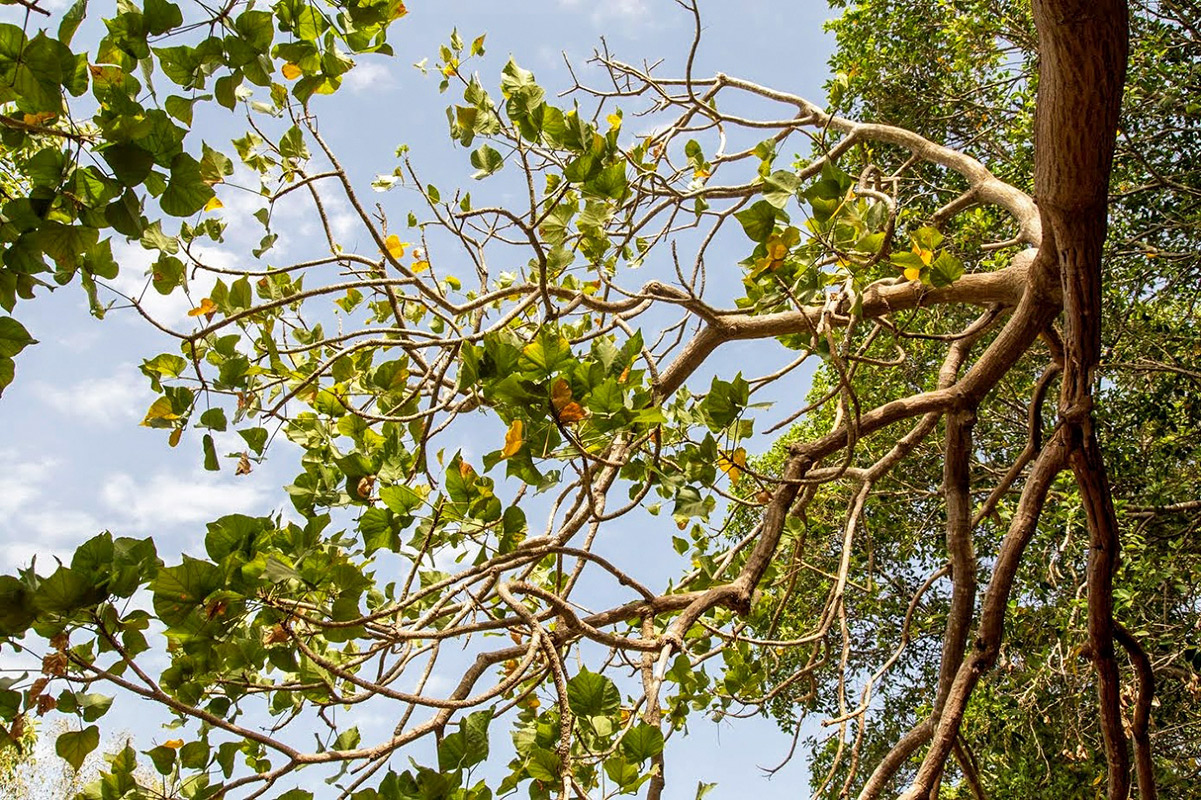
[144, 0, 184, 35]
[102, 143, 156, 187]
[277, 789, 314, 800]
[930, 251, 964, 287]
[204, 514, 265, 560]
[146, 744, 177, 776]
[469, 144, 503, 179]
[35, 566, 106, 614]
[734, 200, 780, 242]
[519, 330, 572, 377]
[238, 426, 269, 455]
[199, 407, 228, 431]
[379, 484, 423, 515]
[56, 725, 100, 771]
[0, 575, 36, 636]
[203, 433, 220, 470]
[58, 0, 87, 46]
[0, 317, 36, 358]
[0, 356, 13, 398]
[762, 170, 801, 209]
[78, 693, 113, 722]
[161, 154, 215, 217]
[279, 125, 310, 161]
[701, 374, 749, 430]
[566, 669, 620, 716]
[620, 723, 664, 761]
[150, 556, 223, 628]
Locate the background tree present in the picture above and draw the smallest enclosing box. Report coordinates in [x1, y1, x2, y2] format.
[740, 1, 1199, 796]
[0, 1, 1163, 799]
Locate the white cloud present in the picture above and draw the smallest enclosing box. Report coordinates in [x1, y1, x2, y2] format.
[32, 370, 151, 428]
[21, 508, 105, 546]
[101, 470, 273, 532]
[344, 61, 395, 93]
[0, 450, 93, 570]
[0, 449, 56, 517]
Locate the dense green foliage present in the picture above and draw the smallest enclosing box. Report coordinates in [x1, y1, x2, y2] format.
[739, 1, 1201, 795]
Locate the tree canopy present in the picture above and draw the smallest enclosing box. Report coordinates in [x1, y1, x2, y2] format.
[0, 1, 1191, 799]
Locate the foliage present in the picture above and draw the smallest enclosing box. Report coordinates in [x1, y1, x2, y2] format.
[0, 0, 407, 394]
[0, 1, 1170, 799]
[736, 0, 1201, 795]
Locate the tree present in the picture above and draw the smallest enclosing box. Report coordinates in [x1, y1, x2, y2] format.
[0, 0, 1159, 798]
[744, 2, 1200, 796]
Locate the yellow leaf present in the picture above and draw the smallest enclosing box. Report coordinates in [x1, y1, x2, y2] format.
[501, 419, 524, 458]
[384, 234, 407, 260]
[163, 739, 184, 750]
[168, 427, 183, 447]
[187, 297, 218, 318]
[203, 196, 224, 212]
[235, 452, 252, 475]
[718, 447, 747, 482]
[281, 62, 302, 80]
[606, 112, 622, 129]
[903, 266, 922, 282]
[22, 111, 56, 126]
[412, 259, 430, 273]
[911, 243, 934, 266]
[142, 397, 180, 426]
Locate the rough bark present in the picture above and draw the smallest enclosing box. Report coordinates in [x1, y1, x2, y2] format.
[1031, 0, 1132, 796]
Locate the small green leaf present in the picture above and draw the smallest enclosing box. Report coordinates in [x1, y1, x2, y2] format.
[56, 726, 100, 771]
[202, 433, 220, 470]
[469, 144, 503, 179]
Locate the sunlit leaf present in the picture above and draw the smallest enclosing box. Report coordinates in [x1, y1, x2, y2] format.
[384, 234, 407, 260]
[502, 419, 524, 458]
[187, 297, 218, 318]
[718, 447, 747, 482]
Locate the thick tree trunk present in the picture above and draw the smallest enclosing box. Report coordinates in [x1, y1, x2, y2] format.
[898, 2, 1135, 798]
[1030, 1, 1132, 797]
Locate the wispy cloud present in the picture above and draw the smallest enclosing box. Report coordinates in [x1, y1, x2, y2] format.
[0, 450, 98, 569]
[0, 448, 56, 517]
[32, 370, 151, 428]
[101, 470, 273, 532]
[344, 61, 396, 93]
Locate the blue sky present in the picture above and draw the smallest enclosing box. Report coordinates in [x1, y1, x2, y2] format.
[0, 1, 837, 796]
